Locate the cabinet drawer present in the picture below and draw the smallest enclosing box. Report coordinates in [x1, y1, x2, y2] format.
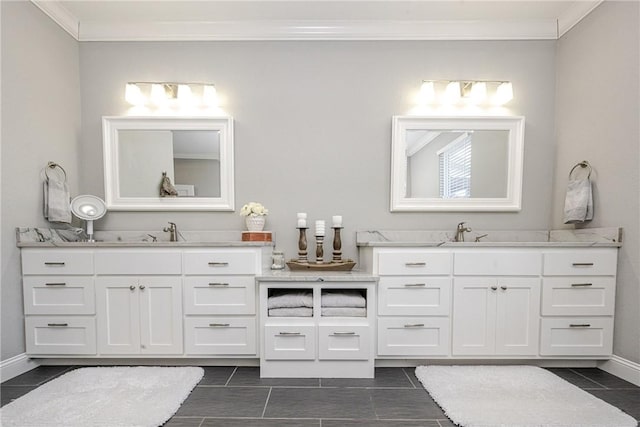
[318, 324, 371, 360]
[377, 317, 450, 356]
[378, 277, 450, 316]
[184, 250, 258, 275]
[377, 251, 451, 275]
[23, 277, 95, 315]
[184, 317, 256, 355]
[542, 278, 615, 316]
[95, 251, 182, 275]
[543, 250, 617, 276]
[264, 324, 316, 360]
[184, 277, 255, 315]
[454, 251, 541, 276]
[22, 250, 93, 275]
[25, 316, 96, 355]
[540, 317, 613, 356]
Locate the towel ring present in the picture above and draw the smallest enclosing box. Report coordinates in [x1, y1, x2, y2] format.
[43, 161, 67, 182]
[569, 160, 592, 179]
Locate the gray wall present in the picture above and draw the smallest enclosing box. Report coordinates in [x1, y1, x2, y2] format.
[1, 2, 81, 360]
[79, 40, 556, 262]
[553, 1, 640, 363]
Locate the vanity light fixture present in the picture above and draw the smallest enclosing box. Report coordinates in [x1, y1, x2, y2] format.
[419, 80, 514, 106]
[124, 82, 220, 108]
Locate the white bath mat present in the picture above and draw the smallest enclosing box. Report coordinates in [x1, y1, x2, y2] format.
[0, 366, 204, 427]
[415, 365, 637, 427]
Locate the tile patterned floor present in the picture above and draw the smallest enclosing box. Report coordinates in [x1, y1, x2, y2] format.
[2, 366, 638, 426]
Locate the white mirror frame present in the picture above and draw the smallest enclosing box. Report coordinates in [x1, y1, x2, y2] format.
[391, 115, 525, 212]
[103, 116, 234, 211]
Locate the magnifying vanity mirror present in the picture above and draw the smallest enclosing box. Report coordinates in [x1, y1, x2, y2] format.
[70, 194, 107, 241]
[390, 116, 525, 211]
[103, 116, 234, 211]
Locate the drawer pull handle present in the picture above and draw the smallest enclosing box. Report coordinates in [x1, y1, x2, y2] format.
[572, 262, 594, 267]
[404, 324, 425, 328]
[571, 283, 593, 287]
[278, 332, 301, 336]
[332, 332, 356, 336]
[45, 282, 66, 286]
[569, 323, 591, 328]
[500, 286, 507, 290]
[209, 282, 230, 287]
[208, 262, 229, 267]
[405, 262, 426, 267]
[47, 323, 68, 327]
[209, 323, 230, 327]
[490, 286, 498, 291]
[404, 283, 426, 287]
[44, 262, 65, 266]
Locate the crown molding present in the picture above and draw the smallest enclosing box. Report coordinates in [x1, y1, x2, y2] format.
[31, 0, 79, 40]
[557, 0, 603, 38]
[78, 19, 558, 41]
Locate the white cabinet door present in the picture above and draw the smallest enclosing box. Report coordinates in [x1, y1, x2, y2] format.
[495, 278, 540, 355]
[96, 277, 140, 354]
[184, 317, 256, 355]
[377, 317, 450, 356]
[452, 278, 497, 355]
[264, 324, 316, 360]
[183, 276, 255, 315]
[540, 317, 613, 356]
[25, 316, 96, 355]
[139, 277, 183, 354]
[378, 277, 450, 316]
[96, 276, 183, 355]
[318, 325, 371, 360]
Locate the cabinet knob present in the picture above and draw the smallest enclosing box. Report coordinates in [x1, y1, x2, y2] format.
[139, 285, 145, 290]
[129, 285, 136, 291]
[500, 286, 507, 290]
[490, 286, 498, 291]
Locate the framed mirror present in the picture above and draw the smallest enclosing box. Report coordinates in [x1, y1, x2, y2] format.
[390, 116, 524, 211]
[103, 116, 234, 211]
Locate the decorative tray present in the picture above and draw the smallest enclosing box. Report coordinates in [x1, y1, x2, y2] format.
[286, 259, 357, 271]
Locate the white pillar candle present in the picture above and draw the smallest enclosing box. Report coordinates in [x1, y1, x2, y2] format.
[332, 215, 343, 227]
[315, 220, 325, 236]
[297, 218, 307, 228]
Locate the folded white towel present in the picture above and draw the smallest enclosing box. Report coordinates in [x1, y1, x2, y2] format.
[321, 291, 366, 308]
[43, 178, 71, 223]
[321, 307, 366, 317]
[563, 178, 593, 224]
[268, 307, 313, 317]
[267, 291, 313, 309]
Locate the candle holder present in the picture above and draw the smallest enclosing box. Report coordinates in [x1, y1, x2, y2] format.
[332, 226, 343, 262]
[315, 235, 325, 263]
[296, 227, 308, 263]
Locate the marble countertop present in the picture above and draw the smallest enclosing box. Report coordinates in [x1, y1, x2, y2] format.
[16, 228, 274, 248]
[355, 227, 622, 248]
[257, 270, 378, 282]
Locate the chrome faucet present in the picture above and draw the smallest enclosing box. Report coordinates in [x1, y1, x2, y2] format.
[455, 222, 472, 242]
[163, 222, 178, 242]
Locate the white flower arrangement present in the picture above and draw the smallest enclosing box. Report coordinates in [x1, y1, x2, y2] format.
[239, 201, 269, 217]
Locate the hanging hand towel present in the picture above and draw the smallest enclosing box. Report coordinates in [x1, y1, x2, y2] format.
[563, 176, 593, 224]
[43, 174, 71, 224]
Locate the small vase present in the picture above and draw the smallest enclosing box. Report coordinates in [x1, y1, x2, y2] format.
[245, 215, 266, 232]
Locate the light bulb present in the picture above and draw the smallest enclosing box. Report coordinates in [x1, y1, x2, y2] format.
[469, 82, 487, 104]
[177, 84, 193, 106]
[150, 84, 169, 107]
[125, 83, 144, 106]
[495, 82, 513, 105]
[443, 81, 461, 104]
[419, 81, 435, 104]
[202, 85, 219, 107]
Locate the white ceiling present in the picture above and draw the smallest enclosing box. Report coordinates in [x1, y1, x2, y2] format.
[32, 0, 603, 41]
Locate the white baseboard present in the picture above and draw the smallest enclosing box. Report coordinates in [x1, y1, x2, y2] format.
[1, 353, 39, 382]
[598, 355, 640, 386]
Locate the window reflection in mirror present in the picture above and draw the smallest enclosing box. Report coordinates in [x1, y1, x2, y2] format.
[405, 129, 509, 199]
[118, 129, 221, 198]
